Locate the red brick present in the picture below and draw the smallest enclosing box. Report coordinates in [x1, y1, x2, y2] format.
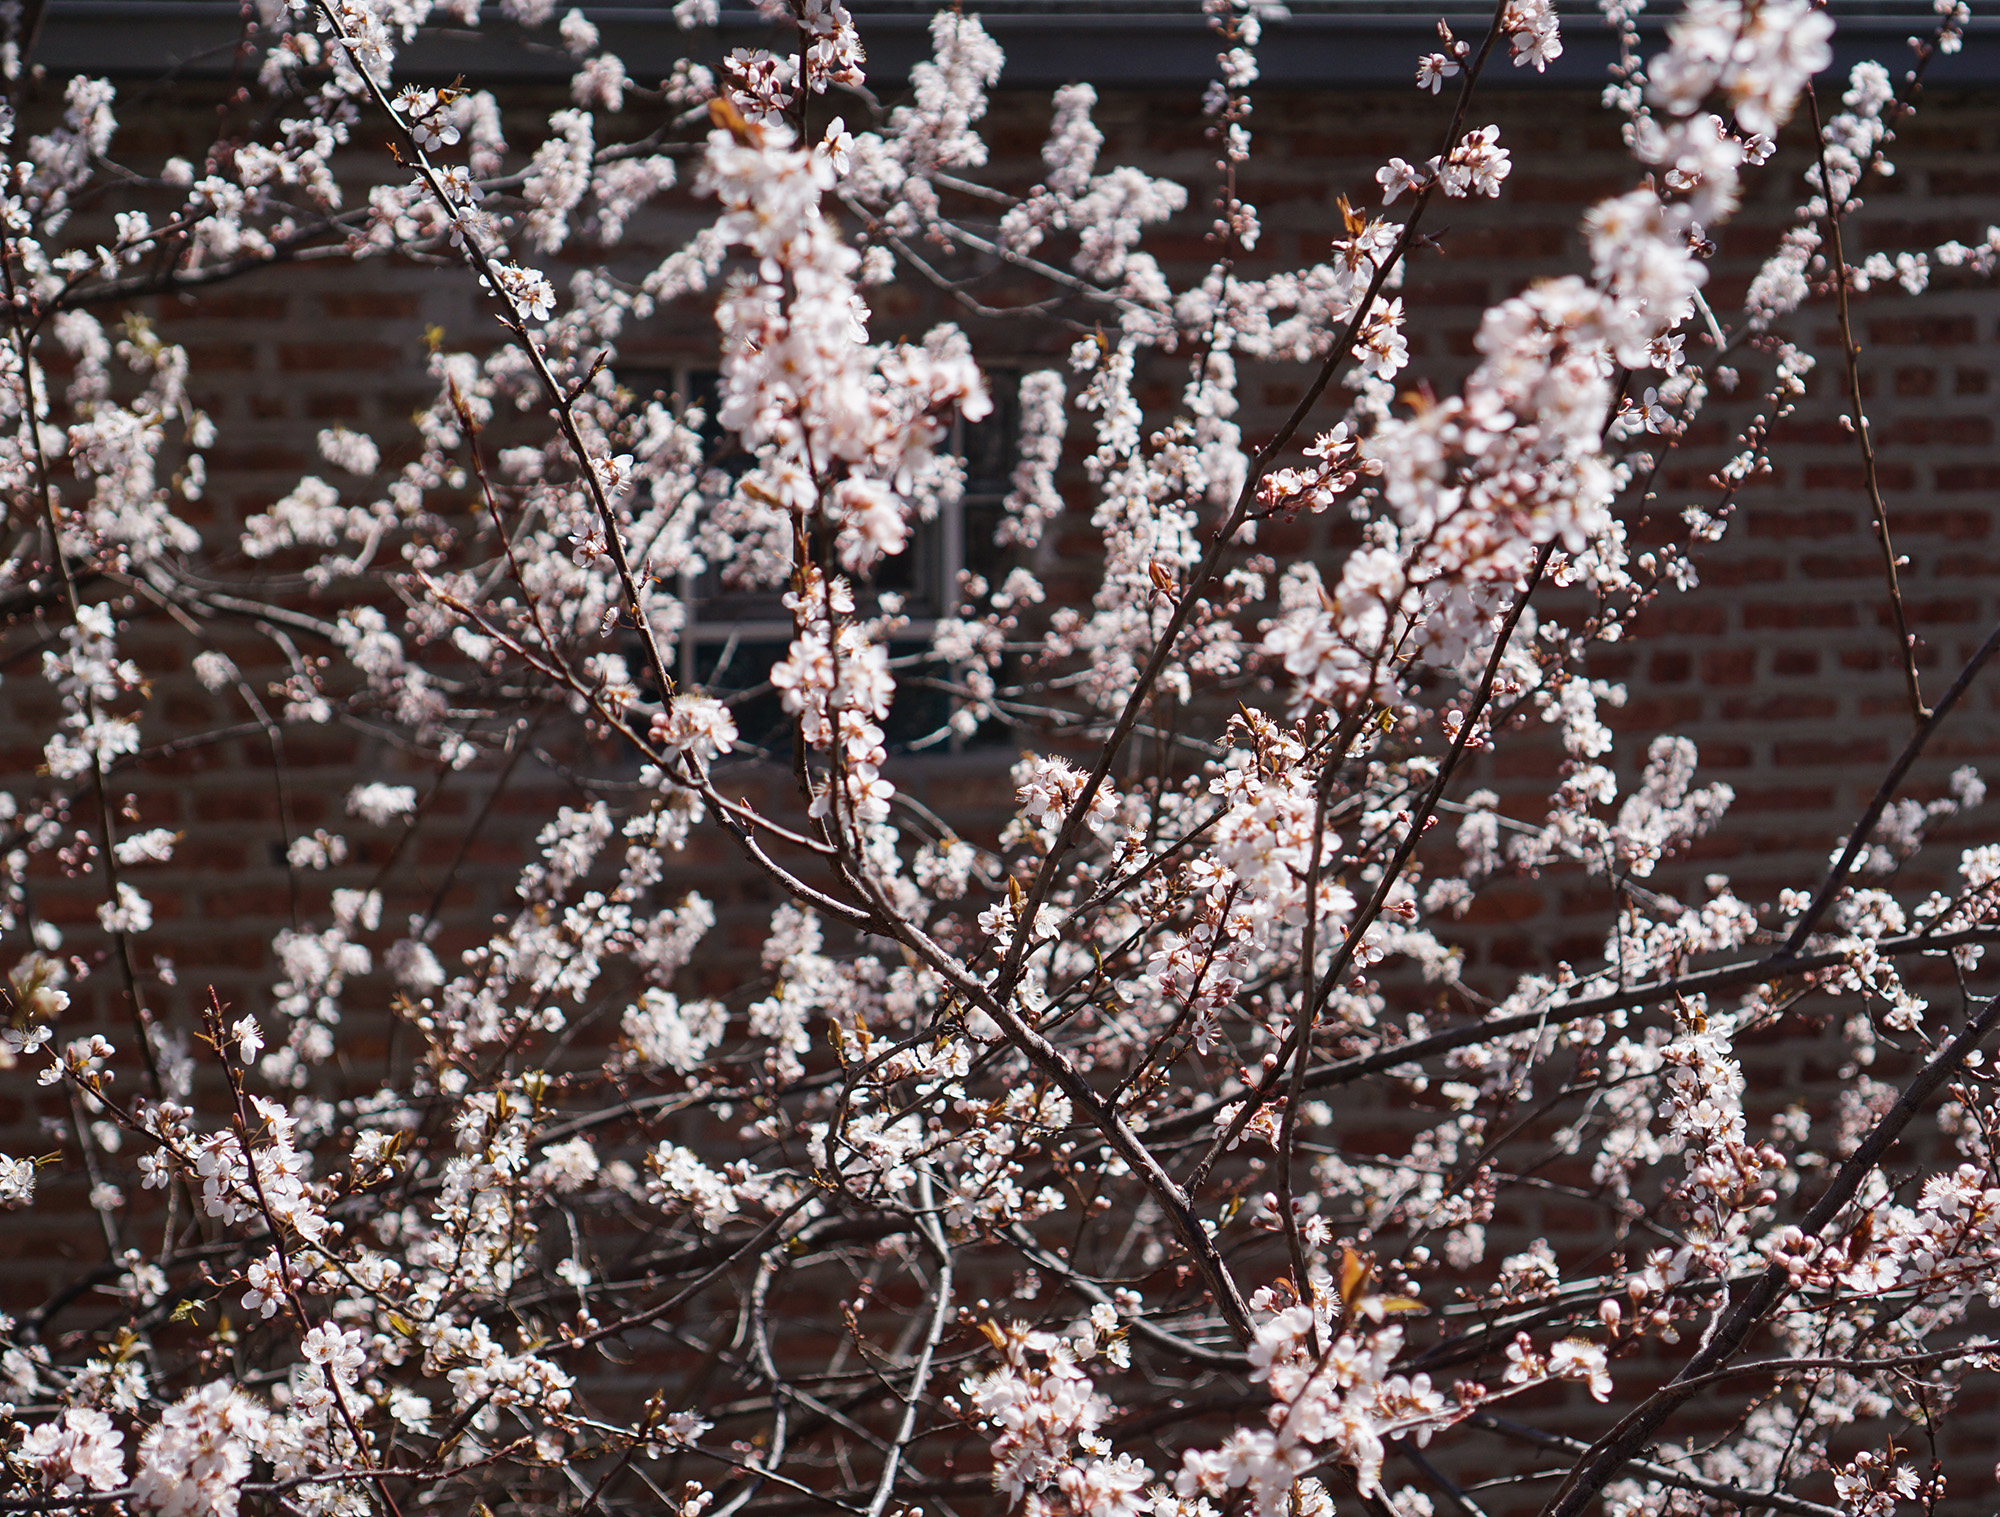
[1731, 785, 1836, 811]
[1741, 603, 1859, 630]
[1700, 649, 1756, 685]
[1745, 509, 1856, 537]
[1459, 887, 1545, 925]
[1867, 315, 1976, 345]
[1718, 694, 1839, 721]
[318, 292, 423, 319]
[1773, 738, 1891, 766]
[277, 342, 402, 370]
[1879, 415, 1992, 447]
[1936, 464, 2000, 491]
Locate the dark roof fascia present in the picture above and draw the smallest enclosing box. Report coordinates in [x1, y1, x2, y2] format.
[36, 0, 2000, 89]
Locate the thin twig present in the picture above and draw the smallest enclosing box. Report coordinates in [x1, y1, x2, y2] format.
[1777, 615, 2000, 956]
[1470, 1414, 1843, 1517]
[862, 1171, 954, 1517]
[1807, 82, 1926, 722]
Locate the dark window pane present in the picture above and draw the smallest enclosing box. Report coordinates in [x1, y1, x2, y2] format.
[961, 370, 1020, 496]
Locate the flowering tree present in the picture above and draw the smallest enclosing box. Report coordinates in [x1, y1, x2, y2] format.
[5, 0, 2000, 1513]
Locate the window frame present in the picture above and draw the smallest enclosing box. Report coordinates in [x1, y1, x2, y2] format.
[621, 362, 1020, 756]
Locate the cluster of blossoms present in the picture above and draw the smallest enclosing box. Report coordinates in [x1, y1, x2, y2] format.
[1376, 124, 1512, 204]
[5, 1, 2000, 1516]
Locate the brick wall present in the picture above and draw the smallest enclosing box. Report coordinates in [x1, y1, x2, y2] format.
[9, 66, 2000, 1507]
[49, 78, 2000, 1002]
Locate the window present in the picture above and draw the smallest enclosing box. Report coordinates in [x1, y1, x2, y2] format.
[624, 366, 1019, 755]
